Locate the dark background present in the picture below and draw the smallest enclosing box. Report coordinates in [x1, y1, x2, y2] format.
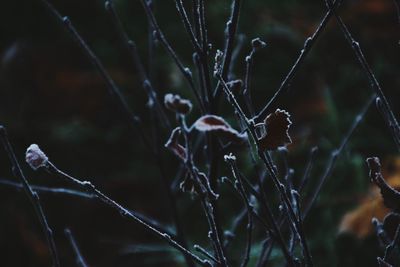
[0, 0, 399, 266]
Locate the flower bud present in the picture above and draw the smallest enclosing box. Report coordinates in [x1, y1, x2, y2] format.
[164, 93, 192, 115]
[26, 144, 48, 170]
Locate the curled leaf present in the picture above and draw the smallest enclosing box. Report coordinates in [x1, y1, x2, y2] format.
[258, 109, 292, 151]
[192, 115, 246, 143]
[165, 127, 186, 160]
[366, 157, 400, 211]
[251, 37, 267, 50]
[339, 159, 400, 238]
[164, 94, 192, 115]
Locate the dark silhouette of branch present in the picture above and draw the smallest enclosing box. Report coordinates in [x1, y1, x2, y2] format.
[224, 154, 253, 267]
[218, 73, 312, 266]
[26, 145, 210, 267]
[64, 228, 88, 267]
[325, 0, 400, 150]
[0, 127, 60, 267]
[104, 0, 171, 130]
[39, 0, 152, 151]
[253, 0, 341, 123]
[138, 0, 205, 112]
[303, 93, 376, 217]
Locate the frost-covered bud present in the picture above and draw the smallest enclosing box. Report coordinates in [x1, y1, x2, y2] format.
[224, 153, 236, 163]
[26, 144, 48, 170]
[251, 37, 267, 50]
[164, 93, 192, 115]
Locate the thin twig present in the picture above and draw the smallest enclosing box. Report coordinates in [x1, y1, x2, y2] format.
[253, 0, 341, 123]
[213, 0, 243, 103]
[64, 228, 88, 267]
[218, 74, 311, 266]
[0, 178, 179, 236]
[138, 0, 205, 112]
[179, 117, 228, 267]
[104, 0, 171, 130]
[43, 161, 210, 267]
[297, 146, 319, 193]
[225, 155, 253, 267]
[175, 0, 213, 110]
[194, 244, 220, 265]
[303, 93, 376, 217]
[0, 127, 60, 267]
[383, 224, 400, 262]
[0, 178, 95, 198]
[39, 0, 152, 150]
[243, 38, 267, 117]
[325, 0, 400, 150]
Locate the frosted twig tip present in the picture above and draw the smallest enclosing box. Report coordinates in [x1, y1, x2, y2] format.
[26, 144, 48, 170]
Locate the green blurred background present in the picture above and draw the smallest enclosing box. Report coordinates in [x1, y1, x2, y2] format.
[0, 0, 399, 266]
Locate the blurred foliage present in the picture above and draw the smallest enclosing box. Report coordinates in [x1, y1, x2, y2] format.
[0, 0, 399, 266]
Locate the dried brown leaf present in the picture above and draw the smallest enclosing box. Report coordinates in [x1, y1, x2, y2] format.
[367, 157, 400, 212]
[258, 109, 292, 150]
[164, 94, 192, 115]
[192, 115, 246, 143]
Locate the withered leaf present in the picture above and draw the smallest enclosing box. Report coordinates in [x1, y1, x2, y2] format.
[164, 93, 192, 114]
[367, 157, 400, 212]
[258, 109, 292, 151]
[192, 115, 246, 143]
[165, 127, 186, 160]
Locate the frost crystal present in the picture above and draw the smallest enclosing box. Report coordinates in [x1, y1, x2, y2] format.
[26, 144, 48, 170]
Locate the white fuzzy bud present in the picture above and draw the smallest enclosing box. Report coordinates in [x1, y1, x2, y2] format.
[26, 144, 48, 170]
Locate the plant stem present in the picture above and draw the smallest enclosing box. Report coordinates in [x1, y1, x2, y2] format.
[0, 126, 60, 267]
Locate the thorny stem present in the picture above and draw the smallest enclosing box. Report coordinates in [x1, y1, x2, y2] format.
[324, 0, 400, 150]
[45, 162, 210, 267]
[0, 126, 60, 267]
[253, 0, 341, 123]
[64, 228, 88, 267]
